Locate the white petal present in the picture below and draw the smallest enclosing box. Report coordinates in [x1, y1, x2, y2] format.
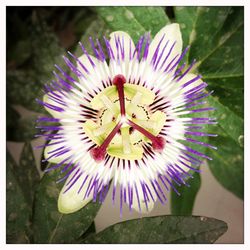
[58, 170, 93, 214]
[131, 181, 156, 214]
[44, 133, 70, 164]
[77, 54, 110, 91]
[109, 31, 135, 62]
[148, 23, 182, 72]
[109, 31, 135, 79]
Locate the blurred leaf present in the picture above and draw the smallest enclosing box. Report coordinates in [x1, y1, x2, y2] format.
[83, 215, 227, 243]
[12, 142, 40, 204]
[6, 105, 21, 132]
[95, 6, 169, 42]
[7, 8, 33, 69]
[171, 171, 201, 215]
[8, 39, 32, 67]
[30, 10, 66, 82]
[207, 133, 244, 199]
[6, 152, 31, 243]
[74, 17, 110, 57]
[7, 70, 45, 113]
[7, 9, 67, 113]
[7, 114, 38, 142]
[32, 167, 102, 243]
[73, 8, 98, 37]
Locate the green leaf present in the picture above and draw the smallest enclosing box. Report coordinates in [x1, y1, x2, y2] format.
[207, 85, 243, 118]
[95, 6, 169, 42]
[126, 7, 170, 37]
[176, 7, 242, 65]
[14, 142, 40, 204]
[171, 171, 201, 215]
[175, 6, 244, 142]
[6, 152, 31, 243]
[174, 7, 198, 49]
[83, 215, 227, 243]
[207, 133, 244, 199]
[207, 95, 243, 145]
[32, 167, 102, 243]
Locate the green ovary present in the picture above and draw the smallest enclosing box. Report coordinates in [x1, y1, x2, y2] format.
[83, 84, 166, 160]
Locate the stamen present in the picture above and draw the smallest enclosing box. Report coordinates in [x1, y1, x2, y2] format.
[127, 119, 166, 152]
[121, 127, 131, 154]
[90, 122, 122, 162]
[113, 74, 126, 116]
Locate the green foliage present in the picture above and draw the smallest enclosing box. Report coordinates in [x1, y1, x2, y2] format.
[74, 17, 110, 57]
[207, 95, 243, 144]
[83, 215, 227, 243]
[7, 113, 39, 142]
[95, 6, 170, 42]
[16, 142, 40, 204]
[207, 132, 244, 199]
[171, 171, 201, 215]
[6, 152, 31, 243]
[30, 11, 66, 83]
[32, 167, 102, 243]
[7, 70, 44, 113]
[7, 105, 21, 132]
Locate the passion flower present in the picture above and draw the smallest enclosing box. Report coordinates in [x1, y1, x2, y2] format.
[37, 23, 216, 215]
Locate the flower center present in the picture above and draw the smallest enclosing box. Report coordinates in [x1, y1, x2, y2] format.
[84, 75, 167, 162]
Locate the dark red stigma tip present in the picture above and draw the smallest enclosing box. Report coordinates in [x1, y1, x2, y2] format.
[89, 147, 106, 163]
[113, 74, 126, 86]
[152, 136, 166, 152]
